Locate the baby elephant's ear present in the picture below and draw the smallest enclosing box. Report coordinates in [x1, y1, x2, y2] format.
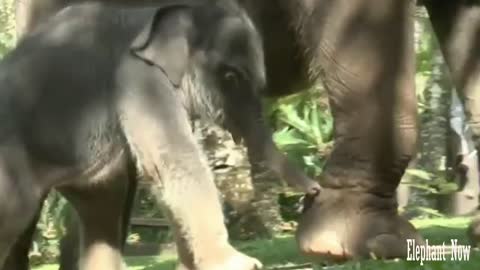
[130, 6, 191, 86]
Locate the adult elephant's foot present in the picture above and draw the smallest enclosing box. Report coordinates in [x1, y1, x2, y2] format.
[467, 216, 480, 247]
[176, 244, 262, 270]
[296, 188, 424, 261]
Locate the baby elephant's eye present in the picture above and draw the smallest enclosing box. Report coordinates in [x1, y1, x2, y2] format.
[224, 71, 236, 82]
[222, 69, 240, 88]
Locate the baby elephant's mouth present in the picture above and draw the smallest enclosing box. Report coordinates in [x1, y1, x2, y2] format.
[223, 118, 243, 145]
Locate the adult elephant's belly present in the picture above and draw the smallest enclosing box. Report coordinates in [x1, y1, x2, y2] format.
[245, 0, 314, 96]
[263, 46, 313, 96]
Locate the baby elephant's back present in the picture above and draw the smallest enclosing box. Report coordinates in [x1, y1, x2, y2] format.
[12, 3, 156, 83]
[5, 3, 157, 105]
[1, 3, 156, 167]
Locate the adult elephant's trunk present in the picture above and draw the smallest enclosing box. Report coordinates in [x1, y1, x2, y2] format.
[228, 100, 321, 195]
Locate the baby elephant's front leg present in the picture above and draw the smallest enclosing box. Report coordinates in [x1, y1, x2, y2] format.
[127, 128, 261, 270]
[118, 82, 261, 270]
[157, 153, 262, 270]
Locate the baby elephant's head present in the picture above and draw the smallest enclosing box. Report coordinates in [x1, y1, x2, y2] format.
[129, 0, 321, 195]
[130, 0, 266, 139]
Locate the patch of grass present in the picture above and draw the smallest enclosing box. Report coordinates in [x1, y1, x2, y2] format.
[32, 217, 480, 270]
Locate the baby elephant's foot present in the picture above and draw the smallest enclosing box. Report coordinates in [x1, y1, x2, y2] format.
[176, 246, 262, 270]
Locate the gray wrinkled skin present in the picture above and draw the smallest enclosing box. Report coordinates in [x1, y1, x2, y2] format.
[5, 1, 322, 270]
[0, 1, 320, 269]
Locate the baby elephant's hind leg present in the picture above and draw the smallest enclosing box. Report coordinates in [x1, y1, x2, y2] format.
[0, 142, 43, 268]
[2, 198, 45, 270]
[57, 171, 137, 270]
[58, 172, 133, 270]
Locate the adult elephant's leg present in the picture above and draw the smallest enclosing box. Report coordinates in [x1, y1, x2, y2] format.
[295, 0, 423, 260]
[58, 169, 135, 270]
[424, 1, 480, 247]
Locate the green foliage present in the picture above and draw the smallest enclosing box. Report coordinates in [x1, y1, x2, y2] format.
[30, 193, 69, 264]
[404, 169, 458, 195]
[415, 12, 436, 113]
[0, 0, 16, 57]
[267, 86, 333, 178]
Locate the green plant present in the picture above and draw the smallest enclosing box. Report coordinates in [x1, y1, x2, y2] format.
[30, 192, 70, 264]
[0, 0, 16, 57]
[267, 85, 334, 179]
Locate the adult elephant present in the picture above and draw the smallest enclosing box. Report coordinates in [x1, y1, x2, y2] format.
[238, 0, 480, 260]
[11, 0, 480, 264]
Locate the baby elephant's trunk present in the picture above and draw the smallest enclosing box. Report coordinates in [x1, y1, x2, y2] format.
[233, 101, 321, 195]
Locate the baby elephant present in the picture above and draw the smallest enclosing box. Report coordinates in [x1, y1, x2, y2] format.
[0, 1, 319, 270]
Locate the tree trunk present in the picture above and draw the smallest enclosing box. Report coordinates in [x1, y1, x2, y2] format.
[401, 8, 452, 216]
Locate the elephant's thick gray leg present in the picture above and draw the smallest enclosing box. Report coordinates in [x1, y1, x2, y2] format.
[424, 0, 480, 247]
[58, 172, 133, 270]
[294, 0, 423, 260]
